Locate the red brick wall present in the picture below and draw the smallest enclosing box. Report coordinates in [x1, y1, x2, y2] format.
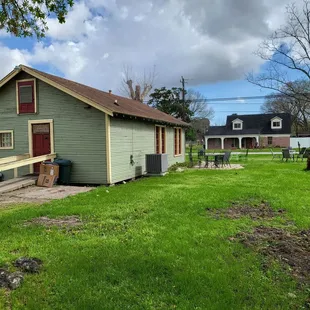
[207, 136, 290, 149]
[261, 136, 290, 148]
[207, 138, 240, 149]
[207, 138, 221, 149]
[224, 138, 239, 149]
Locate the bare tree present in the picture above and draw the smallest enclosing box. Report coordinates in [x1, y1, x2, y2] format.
[120, 64, 157, 102]
[261, 80, 310, 135]
[186, 89, 214, 119]
[185, 89, 214, 141]
[247, 0, 310, 103]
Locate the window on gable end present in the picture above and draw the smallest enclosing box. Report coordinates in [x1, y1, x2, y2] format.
[233, 122, 242, 130]
[272, 121, 281, 128]
[17, 80, 36, 114]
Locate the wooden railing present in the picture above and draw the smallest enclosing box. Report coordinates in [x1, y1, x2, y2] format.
[0, 153, 56, 178]
[0, 153, 30, 165]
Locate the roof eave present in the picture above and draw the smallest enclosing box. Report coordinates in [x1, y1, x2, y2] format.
[113, 112, 190, 127]
[0, 66, 22, 88]
[20, 66, 114, 116]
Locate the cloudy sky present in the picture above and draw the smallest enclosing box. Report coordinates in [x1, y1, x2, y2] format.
[0, 0, 297, 123]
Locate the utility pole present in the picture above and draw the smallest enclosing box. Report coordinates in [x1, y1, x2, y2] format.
[180, 76, 188, 102]
[180, 76, 188, 121]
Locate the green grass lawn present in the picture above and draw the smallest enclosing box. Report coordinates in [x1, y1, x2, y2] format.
[1, 157, 310, 309]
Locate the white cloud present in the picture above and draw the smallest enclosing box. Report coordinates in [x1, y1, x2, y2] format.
[0, 45, 30, 77]
[46, 2, 95, 41]
[134, 15, 145, 22]
[0, 30, 10, 38]
[0, 0, 295, 94]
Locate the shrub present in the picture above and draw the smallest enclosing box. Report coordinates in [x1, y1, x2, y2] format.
[168, 161, 197, 172]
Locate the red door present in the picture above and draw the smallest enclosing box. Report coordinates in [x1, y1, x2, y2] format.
[32, 123, 51, 173]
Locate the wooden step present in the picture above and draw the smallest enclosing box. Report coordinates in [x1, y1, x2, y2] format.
[0, 176, 37, 195]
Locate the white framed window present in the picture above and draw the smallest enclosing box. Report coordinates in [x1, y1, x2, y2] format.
[174, 128, 182, 156]
[0, 130, 14, 149]
[272, 121, 281, 128]
[155, 125, 166, 154]
[271, 117, 282, 129]
[232, 118, 243, 130]
[16, 79, 37, 114]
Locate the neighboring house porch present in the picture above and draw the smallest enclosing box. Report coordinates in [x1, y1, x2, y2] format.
[205, 113, 291, 150]
[206, 136, 259, 150]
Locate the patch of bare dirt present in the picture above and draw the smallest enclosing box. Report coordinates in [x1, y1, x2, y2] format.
[0, 185, 94, 207]
[26, 216, 82, 227]
[234, 226, 310, 283]
[206, 201, 285, 220]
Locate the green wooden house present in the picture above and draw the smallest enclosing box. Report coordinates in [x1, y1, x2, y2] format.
[0, 65, 189, 184]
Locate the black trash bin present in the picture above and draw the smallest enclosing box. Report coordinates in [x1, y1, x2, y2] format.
[53, 159, 72, 184]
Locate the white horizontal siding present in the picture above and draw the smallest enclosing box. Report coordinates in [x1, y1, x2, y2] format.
[110, 118, 185, 183]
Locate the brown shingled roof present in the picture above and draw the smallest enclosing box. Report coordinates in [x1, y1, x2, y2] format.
[15, 65, 189, 127]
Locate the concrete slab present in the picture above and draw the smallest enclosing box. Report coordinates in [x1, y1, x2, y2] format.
[0, 185, 95, 206]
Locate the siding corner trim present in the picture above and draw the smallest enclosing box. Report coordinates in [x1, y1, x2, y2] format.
[105, 114, 112, 184]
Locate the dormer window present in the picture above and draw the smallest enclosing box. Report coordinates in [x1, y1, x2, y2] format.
[271, 117, 282, 129]
[232, 118, 243, 130]
[16, 79, 36, 114]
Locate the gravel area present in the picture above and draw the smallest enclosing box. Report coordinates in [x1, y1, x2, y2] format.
[193, 163, 244, 170]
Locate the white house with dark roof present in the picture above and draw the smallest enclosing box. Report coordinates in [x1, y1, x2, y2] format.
[205, 113, 291, 149]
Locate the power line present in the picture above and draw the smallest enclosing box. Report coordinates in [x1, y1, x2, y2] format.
[213, 111, 262, 113]
[205, 95, 274, 102]
[143, 94, 278, 104]
[143, 100, 266, 105]
[206, 102, 265, 105]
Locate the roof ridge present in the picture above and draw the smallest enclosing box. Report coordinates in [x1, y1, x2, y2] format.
[22, 65, 117, 97]
[227, 112, 290, 117]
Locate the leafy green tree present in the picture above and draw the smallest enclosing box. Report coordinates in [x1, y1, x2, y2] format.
[0, 0, 74, 38]
[148, 87, 193, 123]
[148, 87, 214, 141]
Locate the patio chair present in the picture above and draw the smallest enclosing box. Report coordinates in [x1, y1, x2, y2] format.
[213, 154, 223, 168]
[270, 148, 281, 160]
[204, 153, 210, 168]
[282, 149, 294, 162]
[223, 151, 231, 167]
[198, 149, 205, 158]
[238, 149, 249, 161]
[189, 151, 193, 167]
[198, 149, 205, 167]
[296, 147, 306, 161]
